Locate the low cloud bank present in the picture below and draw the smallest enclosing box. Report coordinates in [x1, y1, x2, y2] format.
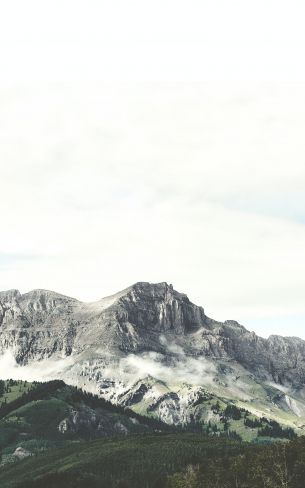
[0, 350, 74, 382]
[119, 351, 217, 387]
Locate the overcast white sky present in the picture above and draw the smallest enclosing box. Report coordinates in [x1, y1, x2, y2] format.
[1, 1, 305, 338]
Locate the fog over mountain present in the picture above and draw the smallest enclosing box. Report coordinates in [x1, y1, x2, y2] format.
[1, 281, 305, 430]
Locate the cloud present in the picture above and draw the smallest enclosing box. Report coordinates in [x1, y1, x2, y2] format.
[0, 350, 74, 382]
[0, 345, 216, 392]
[1, 83, 305, 338]
[1, 1, 305, 83]
[120, 352, 217, 388]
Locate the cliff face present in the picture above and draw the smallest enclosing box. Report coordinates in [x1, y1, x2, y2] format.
[0, 289, 79, 361]
[1, 282, 305, 430]
[0, 282, 208, 361]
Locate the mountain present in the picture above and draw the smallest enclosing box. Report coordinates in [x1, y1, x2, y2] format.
[1, 282, 305, 438]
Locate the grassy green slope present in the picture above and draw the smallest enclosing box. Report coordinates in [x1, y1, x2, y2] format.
[0, 380, 33, 405]
[1, 433, 305, 488]
[2, 433, 305, 488]
[0, 433, 241, 488]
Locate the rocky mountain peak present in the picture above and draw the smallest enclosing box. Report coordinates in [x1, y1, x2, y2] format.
[0, 289, 21, 302]
[112, 281, 206, 335]
[115, 281, 184, 302]
[1, 282, 305, 432]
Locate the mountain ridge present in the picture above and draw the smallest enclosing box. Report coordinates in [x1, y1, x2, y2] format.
[1, 281, 303, 338]
[1, 281, 305, 435]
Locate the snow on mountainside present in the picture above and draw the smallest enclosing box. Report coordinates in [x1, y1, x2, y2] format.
[1, 282, 305, 435]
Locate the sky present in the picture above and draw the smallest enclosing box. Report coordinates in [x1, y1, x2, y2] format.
[1, 1, 305, 339]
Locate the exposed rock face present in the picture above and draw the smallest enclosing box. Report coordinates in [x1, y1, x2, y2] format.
[0, 282, 206, 362]
[1, 282, 305, 430]
[12, 447, 32, 460]
[0, 288, 79, 361]
[57, 405, 131, 436]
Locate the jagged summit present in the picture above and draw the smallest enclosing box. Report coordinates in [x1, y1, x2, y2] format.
[0, 282, 304, 362]
[0, 288, 78, 304]
[0, 282, 190, 307]
[0, 289, 21, 299]
[96, 281, 190, 307]
[0, 281, 207, 362]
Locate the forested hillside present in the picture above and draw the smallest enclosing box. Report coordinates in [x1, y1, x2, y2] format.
[0, 380, 168, 465]
[0, 380, 304, 487]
